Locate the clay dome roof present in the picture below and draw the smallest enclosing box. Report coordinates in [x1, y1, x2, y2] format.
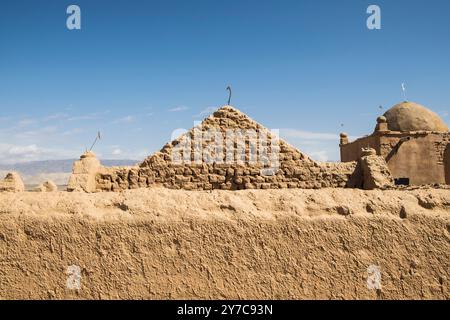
[382, 101, 448, 132]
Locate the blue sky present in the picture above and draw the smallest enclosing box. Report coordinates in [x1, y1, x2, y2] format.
[0, 0, 449, 163]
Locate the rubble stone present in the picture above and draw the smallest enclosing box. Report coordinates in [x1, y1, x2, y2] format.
[35, 180, 58, 192]
[360, 148, 394, 190]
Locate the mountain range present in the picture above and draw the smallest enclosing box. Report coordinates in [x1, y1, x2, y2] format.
[0, 159, 138, 185]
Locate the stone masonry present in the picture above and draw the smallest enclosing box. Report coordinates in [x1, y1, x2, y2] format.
[0, 172, 25, 192]
[91, 106, 357, 192]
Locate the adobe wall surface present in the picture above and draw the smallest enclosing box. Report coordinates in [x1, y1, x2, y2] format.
[0, 188, 448, 300]
[445, 144, 450, 184]
[93, 107, 357, 192]
[340, 134, 380, 162]
[341, 131, 450, 185]
[379, 132, 449, 185]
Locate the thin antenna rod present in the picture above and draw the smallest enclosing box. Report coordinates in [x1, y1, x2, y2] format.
[226, 86, 232, 105]
[89, 131, 101, 151]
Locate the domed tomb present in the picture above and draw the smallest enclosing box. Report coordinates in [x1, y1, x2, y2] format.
[341, 100, 450, 185]
[383, 101, 448, 132]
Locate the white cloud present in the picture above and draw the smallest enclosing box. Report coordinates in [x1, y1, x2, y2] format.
[130, 149, 151, 160]
[0, 143, 77, 164]
[67, 111, 110, 122]
[307, 150, 329, 162]
[193, 106, 217, 118]
[280, 129, 359, 142]
[278, 128, 345, 162]
[68, 115, 98, 121]
[62, 128, 83, 136]
[104, 147, 147, 161]
[112, 115, 135, 124]
[17, 118, 37, 127]
[168, 105, 189, 112]
[112, 148, 122, 155]
[44, 113, 69, 121]
[7, 144, 40, 155]
[280, 129, 339, 141]
[15, 126, 58, 138]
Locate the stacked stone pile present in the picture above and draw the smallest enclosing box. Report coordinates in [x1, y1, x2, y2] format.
[34, 180, 58, 192]
[67, 151, 102, 192]
[0, 172, 25, 192]
[346, 148, 393, 190]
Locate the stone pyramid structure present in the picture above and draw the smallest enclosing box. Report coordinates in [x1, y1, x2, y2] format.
[141, 105, 312, 167]
[94, 106, 354, 191]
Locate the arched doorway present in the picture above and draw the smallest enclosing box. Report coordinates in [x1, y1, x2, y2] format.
[445, 144, 450, 185]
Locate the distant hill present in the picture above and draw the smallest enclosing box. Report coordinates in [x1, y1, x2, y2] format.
[0, 159, 138, 185]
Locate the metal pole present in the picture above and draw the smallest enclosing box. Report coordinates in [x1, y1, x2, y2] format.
[89, 131, 101, 151]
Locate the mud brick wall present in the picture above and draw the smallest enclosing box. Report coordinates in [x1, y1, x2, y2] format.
[94, 158, 357, 192]
[93, 106, 357, 192]
[435, 132, 450, 164]
[95, 167, 143, 192]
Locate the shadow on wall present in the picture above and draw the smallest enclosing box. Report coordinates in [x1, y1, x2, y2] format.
[445, 144, 450, 184]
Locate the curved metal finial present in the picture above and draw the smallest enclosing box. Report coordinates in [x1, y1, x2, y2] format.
[226, 86, 232, 105]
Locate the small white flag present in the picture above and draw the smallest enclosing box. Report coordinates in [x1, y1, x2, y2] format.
[401, 83, 407, 101]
